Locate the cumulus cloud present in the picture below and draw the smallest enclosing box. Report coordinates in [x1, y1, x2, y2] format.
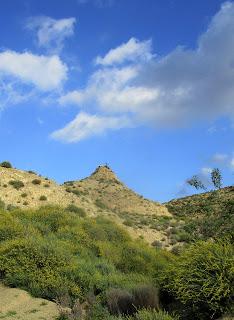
[51, 112, 132, 142]
[95, 38, 154, 66]
[0, 51, 67, 91]
[26, 16, 76, 52]
[56, 2, 234, 142]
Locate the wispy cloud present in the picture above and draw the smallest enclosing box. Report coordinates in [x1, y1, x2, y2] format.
[95, 38, 154, 66]
[55, 2, 234, 142]
[51, 112, 132, 142]
[26, 16, 76, 53]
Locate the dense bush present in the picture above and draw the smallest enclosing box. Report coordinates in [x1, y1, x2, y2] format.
[0, 205, 231, 320]
[160, 240, 234, 319]
[0, 237, 79, 300]
[32, 179, 41, 185]
[9, 180, 24, 190]
[39, 195, 47, 201]
[0, 206, 168, 307]
[66, 204, 86, 217]
[107, 286, 159, 316]
[0, 161, 12, 168]
[133, 309, 177, 320]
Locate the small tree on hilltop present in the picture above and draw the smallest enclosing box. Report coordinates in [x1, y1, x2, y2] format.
[0, 161, 12, 168]
[187, 175, 206, 191]
[211, 168, 222, 190]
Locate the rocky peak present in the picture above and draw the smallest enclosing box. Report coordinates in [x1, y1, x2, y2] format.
[90, 165, 119, 182]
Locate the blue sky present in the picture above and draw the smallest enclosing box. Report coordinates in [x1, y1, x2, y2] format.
[0, 0, 233, 202]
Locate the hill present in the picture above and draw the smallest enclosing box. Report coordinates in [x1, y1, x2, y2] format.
[165, 186, 234, 217]
[164, 186, 234, 245]
[66, 165, 169, 216]
[0, 164, 170, 245]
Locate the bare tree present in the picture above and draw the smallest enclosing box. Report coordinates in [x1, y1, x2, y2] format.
[211, 168, 222, 189]
[186, 175, 206, 190]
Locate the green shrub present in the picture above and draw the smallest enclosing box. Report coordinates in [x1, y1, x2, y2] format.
[123, 219, 134, 227]
[134, 309, 176, 320]
[151, 241, 163, 249]
[0, 212, 24, 242]
[27, 170, 36, 174]
[21, 193, 27, 198]
[0, 161, 12, 168]
[0, 198, 5, 209]
[6, 204, 18, 211]
[39, 195, 47, 201]
[95, 199, 107, 209]
[161, 240, 234, 319]
[0, 205, 175, 318]
[9, 180, 24, 190]
[0, 237, 80, 300]
[66, 205, 86, 217]
[32, 179, 41, 185]
[107, 288, 135, 316]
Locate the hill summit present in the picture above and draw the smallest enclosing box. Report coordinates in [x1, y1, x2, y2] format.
[90, 164, 119, 181]
[70, 165, 169, 217]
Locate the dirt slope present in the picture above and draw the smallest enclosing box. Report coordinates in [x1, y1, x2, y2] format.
[0, 283, 58, 320]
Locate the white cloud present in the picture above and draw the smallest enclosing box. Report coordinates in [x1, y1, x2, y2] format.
[51, 112, 132, 142]
[95, 38, 154, 66]
[0, 51, 67, 91]
[26, 16, 76, 52]
[59, 90, 85, 105]
[0, 79, 31, 110]
[59, 2, 234, 135]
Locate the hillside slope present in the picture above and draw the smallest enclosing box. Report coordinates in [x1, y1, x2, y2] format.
[165, 186, 234, 217]
[0, 164, 170, 244]
[0, 166, 98, 216]
[65, 165, 169, 216]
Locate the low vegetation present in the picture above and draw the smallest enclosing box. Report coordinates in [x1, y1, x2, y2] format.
[0, 205, 232, 320]
[8, 180, 25, 190]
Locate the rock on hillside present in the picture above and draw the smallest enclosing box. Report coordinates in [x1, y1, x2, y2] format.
[66, 165, 170, 217]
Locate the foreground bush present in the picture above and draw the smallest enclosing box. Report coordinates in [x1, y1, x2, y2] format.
[0, 237, 80, 300]
[86, 308, 177, 320]
[161, 240, 234, 319]
[107, 286, 159, 316]
[133, 309, 176, 320]
[0, 206, 169, 305]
